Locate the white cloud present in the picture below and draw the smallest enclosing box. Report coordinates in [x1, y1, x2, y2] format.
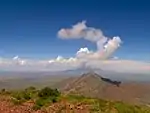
[0, 56, 149, 74]
[58, 21, 107, 43]
[13, 56, 19, 60]
[76, 47, 91, 54]
[58, 21, 122, 59]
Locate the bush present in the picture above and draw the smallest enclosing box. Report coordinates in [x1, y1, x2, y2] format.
[11, 90, 31, 105]
[38, 87, 60, 98]
[33, 97, 52, 110]
[35, 98, 47, 107]
[51, 96, 58, 103]
[22, 91, 31, 100]
[32, 87, 61, 110]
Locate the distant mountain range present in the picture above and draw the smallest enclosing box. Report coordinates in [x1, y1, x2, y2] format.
[0, 68, 150, 82]
[57, 68, 150, 82]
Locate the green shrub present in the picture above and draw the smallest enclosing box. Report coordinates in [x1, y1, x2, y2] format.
[32, 92, 59, 110]
[33, 97, 52, 110]
[35, 98, 46, 107]
[11, 90, 31, 103]
[38, 87, 60, 98]
[51, 96, 59, 103]
[22, 91, 31, 100]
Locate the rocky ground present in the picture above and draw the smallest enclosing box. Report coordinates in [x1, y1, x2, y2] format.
[0, 96, 91, 113]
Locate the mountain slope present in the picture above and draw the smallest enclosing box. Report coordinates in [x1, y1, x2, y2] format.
[54, 72, 150, 105]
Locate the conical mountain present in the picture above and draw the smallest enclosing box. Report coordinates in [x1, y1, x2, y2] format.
[60, 72, 120, 98]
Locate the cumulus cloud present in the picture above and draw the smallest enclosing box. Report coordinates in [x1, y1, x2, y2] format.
[58, 21, 107, 47]
[58, 21, 122, 59]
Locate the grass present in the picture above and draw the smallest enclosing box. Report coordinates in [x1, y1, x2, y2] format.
[64, 94, 150, 113]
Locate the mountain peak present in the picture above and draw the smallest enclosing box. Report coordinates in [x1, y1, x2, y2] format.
[80, 72, 122, 87]
[81, 71, 101, 78]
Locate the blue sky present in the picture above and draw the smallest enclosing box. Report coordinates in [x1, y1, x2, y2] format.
[0, 0, 150, 61]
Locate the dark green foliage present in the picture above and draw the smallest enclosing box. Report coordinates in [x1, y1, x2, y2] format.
[32, 87, 61, 110]
[51, 97, 57, 103]
[22, 91, 31, 100]
[38, 87, 60, 98]
[50, 96, 59, 103]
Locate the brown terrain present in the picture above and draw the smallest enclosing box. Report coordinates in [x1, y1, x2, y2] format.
[54, 72, 150, 105]
[0, 96, 91, 113]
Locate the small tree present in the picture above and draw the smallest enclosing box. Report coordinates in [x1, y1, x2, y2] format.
[38, 87, 60, 98]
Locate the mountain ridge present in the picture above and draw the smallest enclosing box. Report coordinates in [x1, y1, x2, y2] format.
[54, 72, 150, 105]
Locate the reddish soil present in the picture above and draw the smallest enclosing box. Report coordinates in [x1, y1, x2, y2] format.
[0, 96, 91, 113]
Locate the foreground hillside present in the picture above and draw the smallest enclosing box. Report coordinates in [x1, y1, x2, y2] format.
[0, 87, 150, 113]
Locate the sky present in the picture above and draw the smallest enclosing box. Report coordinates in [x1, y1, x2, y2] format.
[0, 0, 150, 73]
